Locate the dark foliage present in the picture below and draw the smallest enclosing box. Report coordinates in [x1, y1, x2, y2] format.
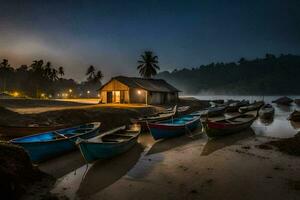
[0, 59, 103, 98]
[157, 54, 300, 95]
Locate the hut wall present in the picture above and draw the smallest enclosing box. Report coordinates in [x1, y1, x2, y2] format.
[99, 79, 129, 103]
[129, 88, 146, 104]
[100, 91, 107, 103]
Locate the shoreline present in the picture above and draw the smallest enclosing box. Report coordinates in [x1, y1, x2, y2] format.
[0, 98, 299, 200]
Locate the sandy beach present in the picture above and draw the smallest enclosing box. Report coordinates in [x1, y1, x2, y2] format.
[0, 98, 300, 200]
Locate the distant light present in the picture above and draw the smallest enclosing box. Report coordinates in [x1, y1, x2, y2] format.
[97, 94, 100, 97]
[49, 94, 52, 98]
[87, 90, 90, 94]
[13, 92, 19, 97]
[57, 94, 60, 97]
[137, 90, 141, 95]
[69, 89, 72, 93]
[41, 93, 45, 97]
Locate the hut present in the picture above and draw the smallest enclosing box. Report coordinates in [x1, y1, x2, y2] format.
[98, 76, 180, 104]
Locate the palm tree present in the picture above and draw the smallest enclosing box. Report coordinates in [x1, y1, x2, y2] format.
[50, 68, 58, 81]
[137, 51, 160, 78]
[44, 62, 52, 79]
[58, 66, 64, 78]
[93, 70, 103, 83]
[86, 65, 96, 81]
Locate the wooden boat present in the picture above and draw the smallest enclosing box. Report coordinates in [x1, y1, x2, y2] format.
[272, 96, 293, 106]
[288, 110, 300, 122]
[10, 122, 101, 162]
[0, 124, 68, 139]
[203, 106, 227, 117]
[294, 99, 300, 106]
[76, 124, 141, 163]
[259, 104, 275, 119]
[148, 115, 200, 140]
[130, 106, 177, 130]
[226, 100, 249, 112]
[163, 105, 190, 114]
[203, 112, 258, 138]
[239, 101, 264, 113]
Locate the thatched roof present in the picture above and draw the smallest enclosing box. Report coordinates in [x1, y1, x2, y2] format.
[100, 76, 180, 92]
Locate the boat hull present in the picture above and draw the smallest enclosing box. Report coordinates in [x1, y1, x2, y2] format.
[203, 119, 255, 138]
[11, 123, 100, 162]
[78, 137, 138, 162]
[148, 116, 200, 140]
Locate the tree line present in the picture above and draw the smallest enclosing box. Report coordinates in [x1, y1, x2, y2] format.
[0, 59, 103, 98]
[156, 54, 300, 95]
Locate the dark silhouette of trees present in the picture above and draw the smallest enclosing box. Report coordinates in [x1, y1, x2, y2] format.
[137, 51, 160, 78]
[0, 59, 104, 98]
[157, 54, 300, 95]
[58, 66, 64, 78]
[86, 65, 96, 81]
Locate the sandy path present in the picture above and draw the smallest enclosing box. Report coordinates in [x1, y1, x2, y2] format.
[44, 129, 300, 200]
[9, 104, 150, 114]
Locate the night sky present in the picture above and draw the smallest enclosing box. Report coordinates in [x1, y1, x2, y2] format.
[1, 0, 300, 81]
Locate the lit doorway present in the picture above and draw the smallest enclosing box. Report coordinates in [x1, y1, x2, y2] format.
[113, 91, 120, 103]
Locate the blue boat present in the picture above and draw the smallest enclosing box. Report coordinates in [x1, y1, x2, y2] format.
[76, 124, 141, 163]
[10, 122, 101, 162]
[148, 115, 200, 140]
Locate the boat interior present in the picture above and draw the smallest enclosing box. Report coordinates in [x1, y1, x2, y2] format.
[12, 123, 99, 142]
[88, 125, 140, 143]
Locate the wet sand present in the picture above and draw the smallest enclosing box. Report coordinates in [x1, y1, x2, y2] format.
[11, 99, 300, 200]
[45, 130, 300, 200]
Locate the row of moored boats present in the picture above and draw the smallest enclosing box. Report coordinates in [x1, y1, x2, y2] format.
[7, 98, 300, 163]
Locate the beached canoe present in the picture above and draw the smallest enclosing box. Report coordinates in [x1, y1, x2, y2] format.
[148, 115, 200, 140]
[288, 110, 300, 122]
[239, 101, 264, 113]
[272, 96, 293, 106]
[76, 124, 141, 163]
[130, 106, 177, 130]
[203, 112, 257, 138]
[259, 104, 275, 119]
[10, 122, 101, 162]
[226, 100, 249, 112]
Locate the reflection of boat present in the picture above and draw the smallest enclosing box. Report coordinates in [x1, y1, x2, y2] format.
[239, 101, 264, 113]
[76, 125, 140, 163]
[259, 104, 275, 119]
[0, 124, 68, 139]
[10, 122, 101, 162]
[148, 115, 200, 140]
[203, 112, 258, 138]
[294, 99, 300, 106]
[290, 120, 300, 129]
[77, 144, 143, 198]
[272, 96, 293, 106]
[288, 110, 300, 122]
[226, 100, 249, 112]
[201, 128, 255, 155]
[259, 117, 274, 126]
[130, 106, 177, 130]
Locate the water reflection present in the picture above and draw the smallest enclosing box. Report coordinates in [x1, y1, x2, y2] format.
[258, 117, 274, 126]
[147, 131, 202, 155]
[290, 120, 300, 130]
[201, 128, 255, 156]
[77, 144, 144, 198]
[51, 144, 144, 199]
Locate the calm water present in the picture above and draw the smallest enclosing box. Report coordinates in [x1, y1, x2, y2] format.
[186, 95, 300, 138]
